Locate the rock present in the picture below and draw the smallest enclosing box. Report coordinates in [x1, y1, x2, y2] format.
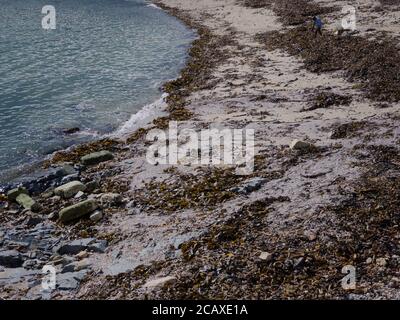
[22, 259, 41, 269]
[61, 173, 80, 184]
[56, 164, 77, 176]
[41, 188, 54, 199]
[81, 150, 114, 166]
[231, 177, 266, 194]
[304, 230, 317, 241]
[63, 127, 80, 135]
[0, 250, 23, 268]
[259, 252, 272, 261]
[54, 181, 86, 199]
[74, 191, 85, 199]
[7, 187, 28, 202]
[366, 257, 373, 264]
[89, 211, 103, 222]
[57, 270, 88, 290]
[57, 238, 107, 255]
[59, 199, 98, 223]
[85, 180, 100, 193]
[143, 276, 176, 289]
[26, 216, 43, 227]
[100, 193, 123, 207]
[376, 258, 387, 267]
[16, 194, 40, 212]
[47, 212, 58, 220]
[89, 240, 107, 253]
[62, 259, 91, 273]
[75, 251, 89, 260]
[290, 139, 314, 151]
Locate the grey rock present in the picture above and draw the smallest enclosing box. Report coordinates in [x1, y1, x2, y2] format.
[16, 194, 40, 212]
[7, 187, 28, 202]
[0, 250, 24, 268]
[74, 191, 85, 199]
[100, 193, 122, 207]
[61, 259, 92, 273]
[57, 270, 88, 290]
[81, 150, 114, 166]
[89, 211, 103, 222]
[59, 199, 98, 223]
[61, 173, 80, 184]
[57, 238, 107, 255]
[57, 164, 76, 176]
[290, 139, 315, 151]
[85, 180, 100, 193]
[231, 177, 267, 194]
[54, 181, 86, 199]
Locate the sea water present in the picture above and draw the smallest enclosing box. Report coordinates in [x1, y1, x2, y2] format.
[0, 0, 194, 183]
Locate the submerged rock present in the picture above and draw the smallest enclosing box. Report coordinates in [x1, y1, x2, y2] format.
[81, 151, 114, 166]
[59, 199, 98, 223]
[54, 181, 86, 199]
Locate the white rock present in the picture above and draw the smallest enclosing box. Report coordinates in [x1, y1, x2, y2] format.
[259, 252, 272, 261]
[143, 276, 176, 289]
[376, 258, 387, 267]
[89, 211, 103, 222]
[74, 191, 85, 199]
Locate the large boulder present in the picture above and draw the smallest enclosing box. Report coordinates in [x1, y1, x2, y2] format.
[59, 199, 98, 223]
[80, 151, 113, 166]
[54, 181, 86, 199]
[7, 187, 28, 202]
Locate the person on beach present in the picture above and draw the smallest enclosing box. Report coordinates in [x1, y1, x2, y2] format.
[312, 16, 323, 36]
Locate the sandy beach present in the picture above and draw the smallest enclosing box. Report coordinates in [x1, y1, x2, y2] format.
[1, 0, 400, 299]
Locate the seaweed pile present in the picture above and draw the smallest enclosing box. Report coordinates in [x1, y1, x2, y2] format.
[330, 121, 368, 139]
[302, 92, 352, 112]
[44, 138, 121, 166]
[240, 0, 335, 26]
[252, 0, 400, 103]
[153, 197, 349, 299]
[133, 168, 243, 213]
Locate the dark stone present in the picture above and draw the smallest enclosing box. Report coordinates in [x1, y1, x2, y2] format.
[0, 250, 24, 268]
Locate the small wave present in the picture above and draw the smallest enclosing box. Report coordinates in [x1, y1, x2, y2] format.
[146, 3, 162, 10]
[113, 93, 168, 138]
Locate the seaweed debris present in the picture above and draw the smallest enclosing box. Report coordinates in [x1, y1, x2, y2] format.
[302, 92, 352, 112]
[258, 24, 400, 102]
[240, 0, 335, 26]
[45, 138, 121, 166]
[133, 167, 244, 213]
[330, 121, 368, 139]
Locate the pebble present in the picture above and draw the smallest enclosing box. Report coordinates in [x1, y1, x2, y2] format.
[259, 252, 272, 261]
[89, 211, 103, 222]
[376, 257, 387, 267]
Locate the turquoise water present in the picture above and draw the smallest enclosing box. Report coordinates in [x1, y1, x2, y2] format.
[0, 0, 194, 182]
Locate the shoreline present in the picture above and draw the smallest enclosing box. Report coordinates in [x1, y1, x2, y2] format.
[2, 0, 400, 299]
[0, 0, 195, 192]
